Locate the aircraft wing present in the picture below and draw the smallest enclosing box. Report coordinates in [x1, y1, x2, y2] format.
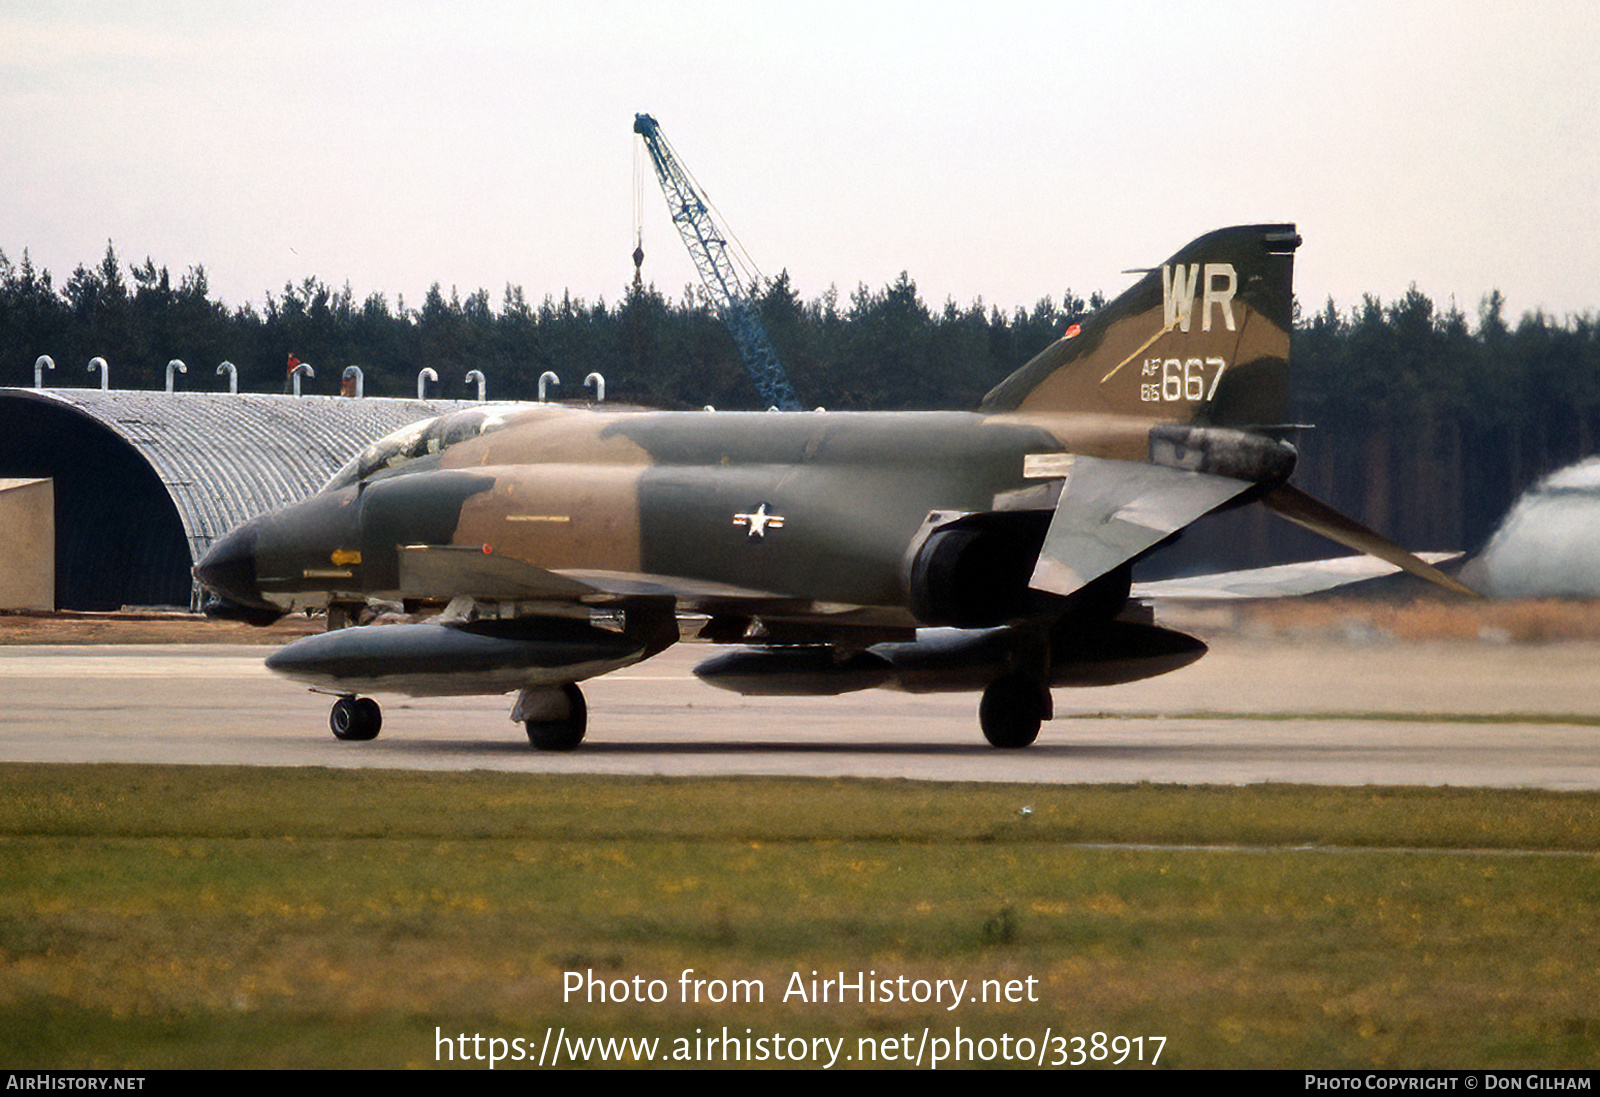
[1131, 551, 1463, 601]
[1023, 454, 1476, 602]
[1260, 483, 1478, 597]
[1028, 456, 1254, 596]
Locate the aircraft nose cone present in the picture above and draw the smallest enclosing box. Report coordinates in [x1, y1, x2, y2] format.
[194, 521, 271, 611]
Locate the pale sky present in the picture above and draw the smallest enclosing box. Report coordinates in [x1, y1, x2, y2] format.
[3, 0, 1597, 328]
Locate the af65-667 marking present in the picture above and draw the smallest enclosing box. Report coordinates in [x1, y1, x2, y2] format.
[1141, 356, 1229, 403]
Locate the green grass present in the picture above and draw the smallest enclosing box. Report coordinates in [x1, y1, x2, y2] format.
[2, 763, 1597, 1069]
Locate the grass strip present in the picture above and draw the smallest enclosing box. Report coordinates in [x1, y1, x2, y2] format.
[2, 763, 1596, 1069]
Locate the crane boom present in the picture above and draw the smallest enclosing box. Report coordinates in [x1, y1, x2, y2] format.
[633, 113, 801, 411]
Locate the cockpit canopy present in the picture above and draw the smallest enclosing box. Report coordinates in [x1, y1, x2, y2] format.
[323, 406, 512, 491]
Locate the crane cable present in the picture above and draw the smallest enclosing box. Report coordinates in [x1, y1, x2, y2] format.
[632, 138, 646, 289]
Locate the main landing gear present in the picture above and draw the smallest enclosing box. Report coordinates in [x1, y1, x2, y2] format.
[329, 695, 382, 741]
[977, 672, 1051, 748]
[518, 682, 588, 751]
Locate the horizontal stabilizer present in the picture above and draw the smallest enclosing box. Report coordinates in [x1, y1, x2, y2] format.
[1261, 483, 1479, 597]
[1132, 551, 1463, 601]
[1029, 457, 1251, 597]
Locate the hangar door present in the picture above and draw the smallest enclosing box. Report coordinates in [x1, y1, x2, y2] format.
[0, 396, 190, 609]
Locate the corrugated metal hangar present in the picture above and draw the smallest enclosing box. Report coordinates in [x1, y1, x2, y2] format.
[0, 388, 484, 611]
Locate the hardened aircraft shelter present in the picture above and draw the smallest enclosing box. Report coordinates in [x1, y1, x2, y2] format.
[0, 388, 483, 611]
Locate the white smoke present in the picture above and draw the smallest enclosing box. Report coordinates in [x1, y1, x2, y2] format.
[1470, 457, 1600, 598]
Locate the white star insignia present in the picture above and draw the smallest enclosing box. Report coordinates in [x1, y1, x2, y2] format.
[732, 502, 786, 541]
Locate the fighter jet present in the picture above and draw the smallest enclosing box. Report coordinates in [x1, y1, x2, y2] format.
[194, 224, 1471, 750]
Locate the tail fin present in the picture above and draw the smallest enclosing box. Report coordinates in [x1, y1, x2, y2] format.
[981, 224, 1300, 425]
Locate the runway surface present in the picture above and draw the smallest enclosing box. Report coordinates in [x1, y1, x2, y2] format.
[1, 638, 1596, 788]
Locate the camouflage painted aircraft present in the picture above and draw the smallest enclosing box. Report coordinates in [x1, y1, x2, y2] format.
[194, 224, 1471, 750]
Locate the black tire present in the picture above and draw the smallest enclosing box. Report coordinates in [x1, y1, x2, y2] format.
[330, 695, 382, 741]
[525, 683, 587, 751]
[978, 674, 1046, 748]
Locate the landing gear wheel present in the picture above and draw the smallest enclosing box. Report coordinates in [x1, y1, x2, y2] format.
[329, 695, 382, 741]
[525, 683, 587, 751]
[978, 673, 1047, 748]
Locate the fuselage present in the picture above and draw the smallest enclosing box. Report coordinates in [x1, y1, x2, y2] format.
[197, 401, 1170, 625]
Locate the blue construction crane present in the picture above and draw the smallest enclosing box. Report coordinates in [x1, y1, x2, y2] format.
[633, 113, 801, 411]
